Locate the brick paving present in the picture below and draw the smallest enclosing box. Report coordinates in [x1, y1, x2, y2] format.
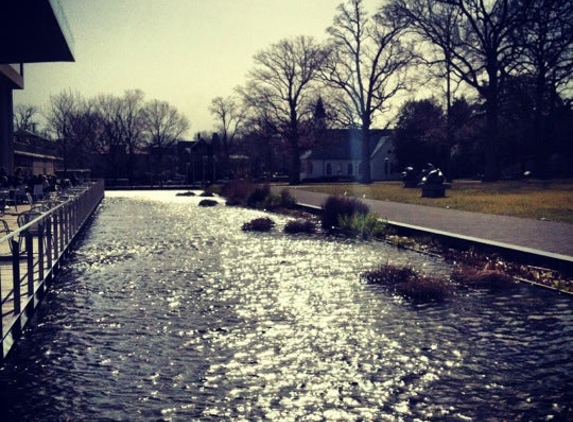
[285, 188, 573, 263]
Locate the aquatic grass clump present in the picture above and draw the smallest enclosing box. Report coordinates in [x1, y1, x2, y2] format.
[397, 276, 451, 302]
[247, 184, 271, 207]
[241, 217, 275, 232]
[279, 189, 297, 208]
[321, 195, 370, 230]
[451, 266, 516, 290]
[362, 264, 417, 285]
[284, 219, 316, 234]
[362, 264, 450, 302]
[338, 213, 387, 239]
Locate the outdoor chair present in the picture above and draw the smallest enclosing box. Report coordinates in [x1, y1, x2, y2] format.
[0, 218, 15, 254]
[8, 185, 27, 212]
[17, 209, 46, 253]
[0, 192, 7, 215]
[2, 185, 27, 213]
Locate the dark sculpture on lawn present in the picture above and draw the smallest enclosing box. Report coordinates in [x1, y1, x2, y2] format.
[401, 166, 419, 188]
[420, 163, 445, 185]
[402, 163, 447, 196]
[419, 163, 448, 197]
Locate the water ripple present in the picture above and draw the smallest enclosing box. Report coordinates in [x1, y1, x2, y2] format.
[0, 190, 571, 421]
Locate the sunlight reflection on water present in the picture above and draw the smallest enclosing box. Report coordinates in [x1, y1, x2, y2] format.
[0, 190, 572, 422]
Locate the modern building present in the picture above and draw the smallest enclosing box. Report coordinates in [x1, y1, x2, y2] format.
[14, 129, 63, 175]
[0, 0, 74, 174]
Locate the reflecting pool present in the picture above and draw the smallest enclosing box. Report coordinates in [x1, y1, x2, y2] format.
[0, 190, 572, 421]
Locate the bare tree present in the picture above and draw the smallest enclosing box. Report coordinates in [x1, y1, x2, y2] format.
[516, 0, 573, 177]
[142, 99, 190, 180]
[323, 0, 414, 184]
[13, 104, 40, 133]
[117, 89, 146, 183]
[209, 95, 245, 173]
[239, 35, 327, 184]
[386, 0, 465, 176]
[93, 94, 126, 181]
[404, 0, 532, 180]
[46, 90, 85, 173]
[68, 98, 101, 171]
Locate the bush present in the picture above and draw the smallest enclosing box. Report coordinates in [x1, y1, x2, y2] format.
[241, 217, 275, 232]
[321, 195, 370, 230]
[223, 179, 254, 205]
[338, 213, 387, 239]
[284, 219, 316, 234]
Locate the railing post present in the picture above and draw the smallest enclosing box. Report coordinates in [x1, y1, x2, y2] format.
[38, 224, 45, 282]
[52, 210, 59, 259]
[59, 207, 66, 253]
[25, 235, 34, 296]
[11, 240, 20, 315]
[46, 215, 53, 270]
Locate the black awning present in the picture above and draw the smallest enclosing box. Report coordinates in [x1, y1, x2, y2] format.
[0, 0, 74, 64]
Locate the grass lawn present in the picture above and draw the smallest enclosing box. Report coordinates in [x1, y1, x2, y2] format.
[296, 179, 573, 224]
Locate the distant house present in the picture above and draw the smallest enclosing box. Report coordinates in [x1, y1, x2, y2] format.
[300, 129, 400, 182]
[177, 138, 215, 184]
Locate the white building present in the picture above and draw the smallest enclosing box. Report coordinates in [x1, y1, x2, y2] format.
[300, 129, 400, 182]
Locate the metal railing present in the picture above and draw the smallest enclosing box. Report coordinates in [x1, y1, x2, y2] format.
[0, 180, 104, 361]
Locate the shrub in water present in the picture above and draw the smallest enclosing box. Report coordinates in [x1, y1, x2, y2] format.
[241, 217, 275, 232]
[321, 195, 370, 230]
[284, 219, 316, 234]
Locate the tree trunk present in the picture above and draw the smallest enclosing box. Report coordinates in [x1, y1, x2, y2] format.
[289, 136, 301, 185]
[482, 65, 500, 182]
[361, 125, 372, 184]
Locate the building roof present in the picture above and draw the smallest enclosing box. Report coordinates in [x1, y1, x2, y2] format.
[304, 129, 391, 160]
[13, 129, 62, 161]
[0, 0, 74, 64]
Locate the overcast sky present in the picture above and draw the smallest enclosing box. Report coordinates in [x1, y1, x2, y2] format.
[14, 0, 381, 137]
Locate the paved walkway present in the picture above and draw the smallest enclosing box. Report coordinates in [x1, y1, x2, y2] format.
[285, 188, 573, 265]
